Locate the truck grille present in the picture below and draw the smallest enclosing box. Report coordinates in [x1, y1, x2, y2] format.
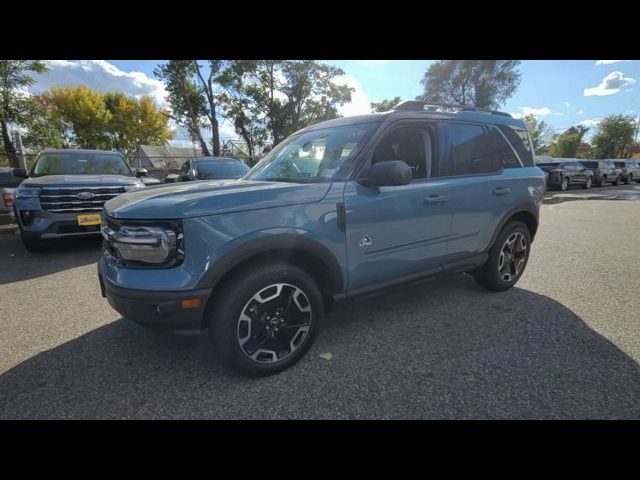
[40, 186, 126, 213]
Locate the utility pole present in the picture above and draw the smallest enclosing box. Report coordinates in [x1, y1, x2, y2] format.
[12, 131, 27, 170]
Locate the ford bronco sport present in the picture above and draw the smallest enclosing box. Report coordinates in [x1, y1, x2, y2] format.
[12, 149, 145, 251]
[98, 101, 545, 376]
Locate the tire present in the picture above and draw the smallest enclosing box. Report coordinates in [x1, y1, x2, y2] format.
[208, 262, 323, 376]
[19, 227, 47, 252]
[583, 176, 592, 189]
[625, 174, 631, 185]
[613, 176, 620, 186]
[599, 175, 607, 187]
[473, 221, 532, 292]
[560, 176, 569, 191]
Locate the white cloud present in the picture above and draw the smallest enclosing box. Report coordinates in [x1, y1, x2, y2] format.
[512, 106, 552, 118]
[564, 101, 570, 107]
[595, 60, 630, 65]
[584, 71, 636, 96]
[31, 60, 168, 106]
[579, 119, 600, 128]
[576, 110, 584, 115]
[333, 75, 372, 117]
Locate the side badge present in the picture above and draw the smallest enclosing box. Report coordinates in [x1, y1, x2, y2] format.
[359, 235, 372, 250]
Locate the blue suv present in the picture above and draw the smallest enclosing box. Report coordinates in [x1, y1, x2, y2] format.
[98, 101, 545, 376]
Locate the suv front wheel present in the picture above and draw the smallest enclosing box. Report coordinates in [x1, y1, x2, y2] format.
[473, 221, 531, 292]
[208, 262, 323, 376]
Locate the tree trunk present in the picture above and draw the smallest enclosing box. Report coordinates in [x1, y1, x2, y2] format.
[1, 119, 20, 168]
[197, 130, 211, 157]
[211, 117, 220, 156]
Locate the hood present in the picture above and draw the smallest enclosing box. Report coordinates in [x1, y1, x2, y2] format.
[23, 175, 142, 188]
[538, 165, 561, 172]
[103, 179, 332, 219]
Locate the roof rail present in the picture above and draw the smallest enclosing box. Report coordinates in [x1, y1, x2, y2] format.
[393, 100, 512, 117]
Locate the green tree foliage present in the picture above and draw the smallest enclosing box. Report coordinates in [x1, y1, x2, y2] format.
[591, 114, 636, 158]
[523, 114, 554, 154]
[44, 86, 173, 159]
[549, 126, 589, 158]
[417, 60, 521, 110]
[370, 97, 402, 112]
[154, 61, 218, 156]
[21, 92, 67, 150]
[0, 60, 47, 167]
[220, 60, 353, 148]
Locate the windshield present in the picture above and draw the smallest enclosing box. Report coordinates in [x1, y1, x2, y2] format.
[32, 152, 133, 177]
[196, 159, 249, 179]
[614, 162, 625, 168]
[245, 124, 376, 183]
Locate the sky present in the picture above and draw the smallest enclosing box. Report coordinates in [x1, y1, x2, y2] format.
[26, 60, 640, 146]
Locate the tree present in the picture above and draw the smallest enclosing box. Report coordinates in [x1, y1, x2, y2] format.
[154, 61, 212, 156]
[371, 97, 402, 112]
[549, 126, 589, 158]
[417, 60, 521, 110]
[192, 60, 230, 156]
[49, 85, 111, 149]
[591, 114, 636, 158]
[103, 92, 174, 159]
[0, 60, 47, 167]
[21, 93, 67, 150]
[221, 60, 353, 147]
[523, 114, 554, 154]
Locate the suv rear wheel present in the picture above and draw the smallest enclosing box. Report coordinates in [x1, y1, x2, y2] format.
[208, 262, 323, 376]
[559, 176, 569, 191]
[583, 176, 592, 189]
[473, 221, 531, 292]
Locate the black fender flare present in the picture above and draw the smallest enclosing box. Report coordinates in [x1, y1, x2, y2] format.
[486, 202, 540, 251]
[196, 233, 345, 293]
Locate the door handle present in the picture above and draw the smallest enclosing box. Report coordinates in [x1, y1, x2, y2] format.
[425, 195, 448, 204]
[493, 187, 511, 196]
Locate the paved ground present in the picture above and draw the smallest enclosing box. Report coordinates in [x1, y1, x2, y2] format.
[1, 183, 639, 419]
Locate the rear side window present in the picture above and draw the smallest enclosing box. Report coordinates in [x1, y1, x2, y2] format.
[497, 125, 534, 167]
[488, 127, 520, 168]
[438, 123, 498, 177]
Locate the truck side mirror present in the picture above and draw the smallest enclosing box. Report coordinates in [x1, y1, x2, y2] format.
[12, 168, 28, 178]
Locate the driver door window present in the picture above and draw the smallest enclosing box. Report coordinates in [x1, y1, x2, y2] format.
[371, 127, 431, 180]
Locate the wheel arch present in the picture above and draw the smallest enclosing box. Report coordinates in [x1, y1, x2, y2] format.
[488, 204, 539, 250]
[198, 234, 344, 329]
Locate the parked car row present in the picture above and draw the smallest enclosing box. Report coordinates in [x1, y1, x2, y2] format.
[536, 158, 640, 191]
[0, 167, 23, 225]
[163, 156, 249, 183]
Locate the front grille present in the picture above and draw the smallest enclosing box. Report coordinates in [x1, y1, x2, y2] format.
[40, 186, 126, 213]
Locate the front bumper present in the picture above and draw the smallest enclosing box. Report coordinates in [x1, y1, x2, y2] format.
[15, 207, 102, 240]
[98, 260, 212, 332]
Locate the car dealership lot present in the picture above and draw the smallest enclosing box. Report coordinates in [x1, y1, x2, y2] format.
[1, 185, 639, 419]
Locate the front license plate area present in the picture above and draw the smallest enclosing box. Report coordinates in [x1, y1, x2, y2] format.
[77, 214, 101, 226]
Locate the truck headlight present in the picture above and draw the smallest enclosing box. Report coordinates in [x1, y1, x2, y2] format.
[15, 187, 41, 199]
[102, 221, 183, 267]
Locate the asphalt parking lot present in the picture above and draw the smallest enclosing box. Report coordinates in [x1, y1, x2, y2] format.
[1, 184, 639, 419]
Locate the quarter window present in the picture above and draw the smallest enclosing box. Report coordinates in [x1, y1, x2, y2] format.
[488, 127, 520, 168]
[497, 125, 534, 167]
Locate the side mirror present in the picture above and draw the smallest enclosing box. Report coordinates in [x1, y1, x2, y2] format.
[12, 168, 28, 178]
[164, 173, 179, 184]
[361, 160, 412, 187]
[135, 168, 148, 177]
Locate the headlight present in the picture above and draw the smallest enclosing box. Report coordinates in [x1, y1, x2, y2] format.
[102, 221, 183, 267]
[15, 187, 41, 199]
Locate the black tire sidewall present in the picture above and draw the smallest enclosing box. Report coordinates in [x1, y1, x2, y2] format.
[475, 221, 531, 291]
[209, 262, 323, 376]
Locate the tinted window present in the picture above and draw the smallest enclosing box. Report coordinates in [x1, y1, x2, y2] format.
[580, 161, 598, 169]
[32, 152, 132, 177]
[489, 128, 519, 168]
[614, 161, 625, 168]
[372, 127, 429, 180]
[440, 123, 497, 176]
[195, 159, 250, 179]
[497, 125, 533, 167]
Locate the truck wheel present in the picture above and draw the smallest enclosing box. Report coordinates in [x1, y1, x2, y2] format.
[625, 174, 631, 185]
[583, 176, 592, 189]
[560, 177, 569, 191]
[599, 175, 607, 187]
[473, 221, 531, 292]
[613, 176, 620, 186]
[208, 262, 323, 376]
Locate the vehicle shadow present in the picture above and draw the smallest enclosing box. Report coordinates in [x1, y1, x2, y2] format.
[1, 274, 639, 419]
[0, 233, 101, 285]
